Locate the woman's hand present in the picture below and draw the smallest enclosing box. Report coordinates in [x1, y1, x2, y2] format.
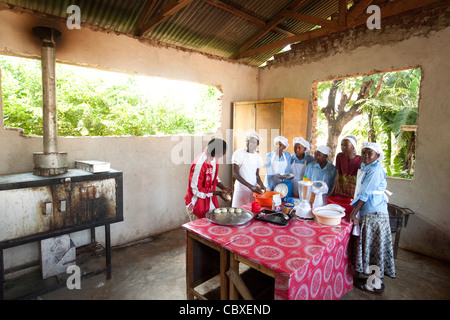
[349, 200, 364, 225]
[349, 208, 360, 225]
[251, 185, 265, 195]
[220, 190, 232, 202]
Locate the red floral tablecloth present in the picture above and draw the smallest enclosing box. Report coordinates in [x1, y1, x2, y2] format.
[182, 208, 353, 300]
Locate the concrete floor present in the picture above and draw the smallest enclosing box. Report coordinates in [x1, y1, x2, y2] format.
[3, 227, 450, 300]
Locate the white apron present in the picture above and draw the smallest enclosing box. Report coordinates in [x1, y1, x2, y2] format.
[352, 169, 365, 236]
[264, 151, 288, 190]
[291, 161, 307, 197]
[232, 150, 263, 208]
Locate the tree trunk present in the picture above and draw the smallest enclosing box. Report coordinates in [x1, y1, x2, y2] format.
[321, 77, 379, 161]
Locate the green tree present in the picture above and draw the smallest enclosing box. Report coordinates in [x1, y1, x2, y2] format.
[0, 55, 221, 136]
[317, 68, 421, 179]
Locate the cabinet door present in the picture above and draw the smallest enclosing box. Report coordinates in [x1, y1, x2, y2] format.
[256, 102, 281, 179]
[233, 102, 256, 151]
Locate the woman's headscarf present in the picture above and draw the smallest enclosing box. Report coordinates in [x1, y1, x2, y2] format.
[293, 137, 310, 152]
[361, 142, 384, 161]
[316, 145, 331, 156]
[343, 135, 358, 155]
[274, 136, 289, 149]
[245, 130, 262, 142]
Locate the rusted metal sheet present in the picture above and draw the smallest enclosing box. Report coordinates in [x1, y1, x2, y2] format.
[0, 169, 123, 246]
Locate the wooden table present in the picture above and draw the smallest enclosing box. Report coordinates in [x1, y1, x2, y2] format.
[183, 214, 353, 300]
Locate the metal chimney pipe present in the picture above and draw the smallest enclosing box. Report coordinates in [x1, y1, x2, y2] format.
[34, 27, 60, 153]
[32, 27, 68, 176]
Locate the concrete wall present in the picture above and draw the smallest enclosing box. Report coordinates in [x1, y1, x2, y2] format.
[0, 8, 258, 272]
[258, 7, 450, 262]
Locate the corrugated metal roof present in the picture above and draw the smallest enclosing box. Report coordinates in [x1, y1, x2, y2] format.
[3, 0, 419, 67]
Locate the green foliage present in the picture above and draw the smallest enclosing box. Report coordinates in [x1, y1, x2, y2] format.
[0, 55, 221, 136]
[317, 68, 421, 179]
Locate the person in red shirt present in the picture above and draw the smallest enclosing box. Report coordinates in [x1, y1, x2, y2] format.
[330, 135, 362, 198]
[185, 138, 233, 220]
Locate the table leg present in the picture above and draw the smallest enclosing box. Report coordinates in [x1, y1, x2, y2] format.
[228, 253, 240, 300]
[219, 248, 229, 300]
[186, 233, 194, 300]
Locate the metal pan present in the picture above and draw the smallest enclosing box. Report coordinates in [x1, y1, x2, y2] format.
[205, 207, 254, 226]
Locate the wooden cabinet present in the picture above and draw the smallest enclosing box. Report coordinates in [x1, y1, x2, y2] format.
[233, 98, 308, 180]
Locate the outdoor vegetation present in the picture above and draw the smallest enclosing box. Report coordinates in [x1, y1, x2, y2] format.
[316, 68, 421, 179]
[0, 55, 221, 136]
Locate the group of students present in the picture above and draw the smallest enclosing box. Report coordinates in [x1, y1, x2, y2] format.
[184, 133, 395, 295]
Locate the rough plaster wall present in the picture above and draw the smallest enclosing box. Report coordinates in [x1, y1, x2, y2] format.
[258, 13, 450, 262]
[0, 9, 258, 271]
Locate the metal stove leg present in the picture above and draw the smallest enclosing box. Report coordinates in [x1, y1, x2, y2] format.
[105, 224, 111, 279]
[0, 248, 4, 300]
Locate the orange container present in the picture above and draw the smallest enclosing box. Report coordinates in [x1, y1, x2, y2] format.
[253, 191, 283, 207]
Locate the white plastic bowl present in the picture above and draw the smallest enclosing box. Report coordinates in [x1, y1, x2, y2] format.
[312, 206, 345, 226]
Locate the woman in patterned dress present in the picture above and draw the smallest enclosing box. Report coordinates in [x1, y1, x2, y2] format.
[330, 135, 362, 198]
[350, 142, 395, 294]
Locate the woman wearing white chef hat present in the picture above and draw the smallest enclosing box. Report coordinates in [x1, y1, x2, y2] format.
[290, 137, 314, 197]
[264, 136, 291, 191]
[231, 131, 265, 207]
[304, 145, 337, 192]
[350, 142, 395, 294]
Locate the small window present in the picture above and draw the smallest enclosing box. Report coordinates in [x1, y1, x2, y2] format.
[312, 68, 421, 180]
[0, 55, 222, 136]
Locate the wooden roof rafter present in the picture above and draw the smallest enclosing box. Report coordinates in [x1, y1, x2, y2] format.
[231, 0, 309, 59]
[202, 0, 295, 37]
[236, 0, 444, 59]
[136, 0, 194, 36]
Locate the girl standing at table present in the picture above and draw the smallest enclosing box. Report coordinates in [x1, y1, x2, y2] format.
[264, 136, 291, 191]
[290, 137, 314, 197]
[330, 135, 362, 198]
[350, 142, 395, 294]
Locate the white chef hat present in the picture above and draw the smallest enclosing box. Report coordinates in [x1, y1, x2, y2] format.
[361, 142, 384, 160]
[343, 135, 358, 155]
[274, 136, 289, 149]
[293, 137, 310, 152]
[316, 145, 331, 156]
[245, 130, 262, 141]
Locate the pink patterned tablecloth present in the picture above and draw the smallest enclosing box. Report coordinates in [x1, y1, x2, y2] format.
[182, 207, 353, 300]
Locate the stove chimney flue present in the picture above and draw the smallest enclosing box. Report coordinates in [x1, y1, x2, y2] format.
[32, 27, 68, 176]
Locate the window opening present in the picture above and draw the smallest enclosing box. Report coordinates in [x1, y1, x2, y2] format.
[312, 68, 421, 180]
[0, 55, 222, 136]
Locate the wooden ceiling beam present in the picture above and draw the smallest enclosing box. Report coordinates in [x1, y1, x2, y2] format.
[134, 0, 158, 35]
[338, 0, 348, 26]
[202, 0, 294, 37]
[137, 0, 194, 36]
[237, 27, 331, 59]
[351, 0, 445, 26]
[237, 0, 443, 59]
[231, 0, 308, 59]
[346, 0, 374, 26]
[281, 10, 340, 30]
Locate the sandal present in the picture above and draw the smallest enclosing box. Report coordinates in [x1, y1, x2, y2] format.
[354, 278, 385, 294]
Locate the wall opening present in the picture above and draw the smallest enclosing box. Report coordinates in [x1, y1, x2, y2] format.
[0, 55, 222, 136]
[312, 67, 421, 180]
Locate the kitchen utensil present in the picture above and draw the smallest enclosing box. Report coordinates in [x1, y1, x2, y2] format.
[296, 180, 313, 218]
[312, 205, 345, 225]
[206, 207, 253, 226]
[253, 191, 283, 207]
